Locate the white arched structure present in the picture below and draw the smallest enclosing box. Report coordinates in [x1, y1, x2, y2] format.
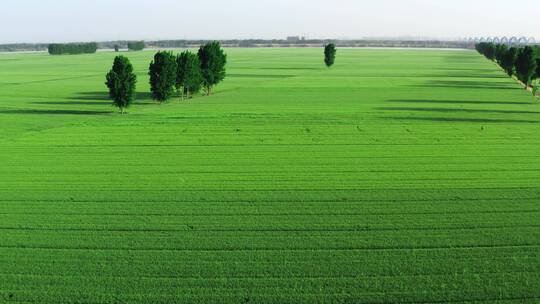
[473, 36, 537, 46]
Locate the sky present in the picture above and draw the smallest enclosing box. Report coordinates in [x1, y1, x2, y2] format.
[1, 0, 538, 44]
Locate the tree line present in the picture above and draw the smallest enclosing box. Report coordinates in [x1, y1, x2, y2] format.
[476, 42, 540, 92]
[127, 41, 145, 51]
[106, 41, 226, 113]
[2, 39, 468, 53]
[48, 43, 98, 55]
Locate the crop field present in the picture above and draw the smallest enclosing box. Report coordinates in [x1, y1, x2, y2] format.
[0, 48, 539, 303]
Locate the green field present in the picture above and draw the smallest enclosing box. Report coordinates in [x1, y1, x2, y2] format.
[0, 48, 539, 303]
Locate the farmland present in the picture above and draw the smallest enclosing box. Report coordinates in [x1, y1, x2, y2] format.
[0, 48, 539, 303]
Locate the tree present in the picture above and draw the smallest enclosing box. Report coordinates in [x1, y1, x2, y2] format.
[128, 41, 145, 51]
[114, 45, 120, 52]
[534, 46, 540, 83]
[483, 43, 496, 61]
[515, 46, 538, 88]
[148, 51, 178, 102]
[105, 56, 137, 114]
[494, 44, 508, 65]
[48, 43, 98, 55]
[475, 43, 486, 55]
[501, 47, 518, 77]
[176, 51, 202, 100]
[176, 51, 188, 100]
[535, 57, 540, 81]
[324, 43, 337, 67]
[198, 41, 227, 95]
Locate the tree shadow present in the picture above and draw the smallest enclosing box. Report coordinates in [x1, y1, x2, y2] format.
[136, 92, 153, 100]
[33, 101, 110, 106]
[432, 68, 498, 73]
[69, 91, 154, 103]
[410, 80, 520, 90]
[430, 80, 522, 90]
[444, 56, 485, 62]
[227, 73, 294, 79]
[72, 92, 110, 101]
[377, 107, 540, 115]
[387, 99, 534, 106]
[419, 74, 508, 79]
[380, 116, 539, 124]
[259, 67, 320, 71]
[0, 109, 111, 115]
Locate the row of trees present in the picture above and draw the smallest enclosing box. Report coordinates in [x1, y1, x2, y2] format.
[48, 43, 98, 55]
[114, 41, 146, 52]
[476, 42, 540, 90]
[105, 41, 227, 113]
[127, 41, 145, 51]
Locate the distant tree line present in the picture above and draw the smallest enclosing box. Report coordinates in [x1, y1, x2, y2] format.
[127, 41, 145, 51]
[0, 43, 48, 52]
[147, 39, 470, 49]
[0, 39, 476, 53]
[46, 41, 145, 54]
[106, 41, 226, 113]
[476, 42, 539, 92]
[48, 43, 98, 55]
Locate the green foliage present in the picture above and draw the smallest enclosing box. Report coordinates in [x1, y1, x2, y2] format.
[48, 43, 98, 55]
[494, 44, 507, 65]
[534, 46, 540, 79]
[114, 45, 120, 52]
[105, 56, 137, 113]
[198, 41, 227, 95]
[475, 42, 496, 61]
[514, 46, 538, 87]
[500, 47, 518, 76]
[535, 57, 540, 80]
[324, 43, 337, 68]
[127, 41, 145, 51]
[176, 51, 202, 99]
[148, 51, 178, 102]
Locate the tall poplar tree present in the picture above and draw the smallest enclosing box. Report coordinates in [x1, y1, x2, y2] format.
[501, 47, 518, 77]
[105, 56, 137, 114]
[324, 43, 337, 67]
[176, 51, 202, 100]
[198, 41, 227, 95]
[515, 46, 538, 88]
[149, 51, 178, 102]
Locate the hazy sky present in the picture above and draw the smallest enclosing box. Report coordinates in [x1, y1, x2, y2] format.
[1, 0, 538, 43]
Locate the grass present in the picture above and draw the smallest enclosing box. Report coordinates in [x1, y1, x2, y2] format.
[0, 48, 539, 303]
